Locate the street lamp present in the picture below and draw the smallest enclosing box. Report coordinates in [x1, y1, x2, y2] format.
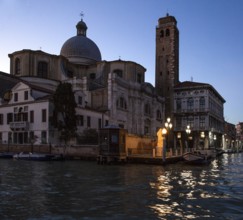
[165, 117, 173, 130]
[162, 128, 167, 161]
[185, 125, 191, 151]
[163, 117, 173, 159]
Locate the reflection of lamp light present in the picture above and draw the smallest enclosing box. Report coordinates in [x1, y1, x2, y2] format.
[177, 132, 181, 139]
[213, 135, 217, 140]
[185, 125, 191, 150]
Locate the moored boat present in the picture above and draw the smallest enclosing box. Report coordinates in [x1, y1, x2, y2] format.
[183, 151, 212, 165]
[13, 152, 64, 161]
[0, 152, 15, 159]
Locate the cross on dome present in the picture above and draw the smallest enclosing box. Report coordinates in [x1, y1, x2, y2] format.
[80, 11, 84, 20]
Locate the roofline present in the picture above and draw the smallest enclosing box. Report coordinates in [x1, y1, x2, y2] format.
[174, 81, 226, 103]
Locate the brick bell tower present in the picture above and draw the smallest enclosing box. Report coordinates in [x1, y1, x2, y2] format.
[155, 13, 179, 119]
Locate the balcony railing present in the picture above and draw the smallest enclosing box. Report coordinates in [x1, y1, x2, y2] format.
[9, 121, 29, 130]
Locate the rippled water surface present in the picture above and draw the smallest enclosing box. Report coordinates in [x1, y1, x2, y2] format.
[0, 153, 243, 219]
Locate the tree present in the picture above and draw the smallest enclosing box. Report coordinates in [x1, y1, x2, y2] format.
[77, 128, 98, 145]
[52, 82, 77, 144]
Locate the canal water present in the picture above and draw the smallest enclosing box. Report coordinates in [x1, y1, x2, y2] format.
[0, 153, 243, 220]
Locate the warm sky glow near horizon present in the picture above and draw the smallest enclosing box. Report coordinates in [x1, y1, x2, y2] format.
[0, 0, 243, 124]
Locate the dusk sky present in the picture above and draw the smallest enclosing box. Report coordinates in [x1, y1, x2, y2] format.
[0, 0, 242, 124]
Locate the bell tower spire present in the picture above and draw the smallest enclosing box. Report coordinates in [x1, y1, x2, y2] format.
[155, 14, 179, 118]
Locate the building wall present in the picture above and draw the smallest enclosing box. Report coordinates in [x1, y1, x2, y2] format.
[107, 72, 164, 137]
[174, 84, 225, 149]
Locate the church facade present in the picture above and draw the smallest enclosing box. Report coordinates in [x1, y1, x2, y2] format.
[0, 16, 164, 146]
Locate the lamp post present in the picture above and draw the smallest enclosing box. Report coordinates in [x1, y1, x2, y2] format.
[162, 128, 167, 162]
[164, 117, 173, 157]
[185, 125, 191, 152]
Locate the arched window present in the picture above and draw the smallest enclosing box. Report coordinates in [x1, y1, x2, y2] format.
[166, 28, 170, 36]
[37, 61, 48, 78]
[144, 103, 151, 115]
[116, 97, 127, 110]
[160, 30, 164, 38]
[114, 69, 123, 78]
[15, 58, 21, 75]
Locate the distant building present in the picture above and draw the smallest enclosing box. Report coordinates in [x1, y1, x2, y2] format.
[173, 81, 225, 149]
[235, 122, 243, 150]
[223, 122, 236, 150]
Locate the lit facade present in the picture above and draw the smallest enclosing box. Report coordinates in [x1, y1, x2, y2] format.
[173, 81, 225, 150]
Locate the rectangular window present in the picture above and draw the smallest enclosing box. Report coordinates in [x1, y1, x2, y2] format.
[199, 116, 205, 128]
[37, 61, 48, 78]
[8, 132, 12, 143]
[29, 131, 34, 141]
[23, 113, 28, 121]
[80, 115, 84, 126]
[78, 96, 82, 105]
[13, 132, 17, 144]
[87, 116, 91, 127]
[14, 93, 18, 102]
[0, 114, 3, 125]
[42, 109, 47, 122]
[30, 111, 34, 123]
[7, 113, 13, 124]
[98, 118, 102, 129]
[41, 131, 47, 143]
[24, 91, 28, 100]
[77, 115, 83, 126]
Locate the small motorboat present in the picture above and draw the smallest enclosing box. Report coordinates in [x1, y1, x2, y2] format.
[13, 152, 64, 161]
[183, 151, 211, 165]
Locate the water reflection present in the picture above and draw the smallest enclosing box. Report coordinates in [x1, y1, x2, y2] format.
[149, 154, 243, 219]
[0, 154, 243, 219]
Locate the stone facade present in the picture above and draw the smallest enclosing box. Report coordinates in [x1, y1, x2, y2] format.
[0, 16, 165, 147]
[173, 81, 225, 149]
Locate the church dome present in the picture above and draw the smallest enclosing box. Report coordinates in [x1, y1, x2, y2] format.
[60, 19, 101, 65]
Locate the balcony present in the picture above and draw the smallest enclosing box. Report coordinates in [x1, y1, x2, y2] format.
[9, 121, 29, 131]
